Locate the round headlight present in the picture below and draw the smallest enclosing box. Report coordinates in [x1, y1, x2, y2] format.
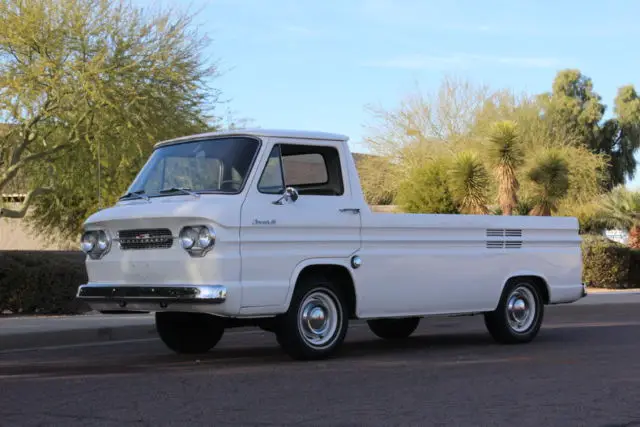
[80, 229, 111, 259]
[81, 232, 97, 253]
[97, 231, 109, 251]
[198, 227, 213, 247]
[180, 227, 198, 249]
[179, 225, 216, 257]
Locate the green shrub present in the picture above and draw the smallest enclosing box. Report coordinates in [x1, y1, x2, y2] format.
[395, 159, 459, 214]
[581, 234, 639, 289]
[0, 251, 91, 315]
[628, 249, 640, 286]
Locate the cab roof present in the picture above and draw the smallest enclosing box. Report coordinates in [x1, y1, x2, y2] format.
[154, 128, 350, 148]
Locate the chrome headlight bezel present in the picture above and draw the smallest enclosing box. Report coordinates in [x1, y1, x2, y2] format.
[179, 225, 216, 257]
[80, 229, 112, 260]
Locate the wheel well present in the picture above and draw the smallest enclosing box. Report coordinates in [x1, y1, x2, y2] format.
[506, 275, 550, 304]
[295, 264, 357, 318]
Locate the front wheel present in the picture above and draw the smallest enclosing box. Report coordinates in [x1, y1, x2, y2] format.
[275, 275, 349, 361]
[155, 311, 225, 354]
[484, 280, 544, 344]
[367, 317, 421, 340]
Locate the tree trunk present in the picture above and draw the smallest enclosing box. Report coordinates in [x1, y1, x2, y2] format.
[529, 204, 551, 216]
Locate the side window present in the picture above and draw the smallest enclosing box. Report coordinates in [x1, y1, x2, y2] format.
[282, 152, 328, 186]
[256, 143, 344, 196]
[257, 145, 285, 194]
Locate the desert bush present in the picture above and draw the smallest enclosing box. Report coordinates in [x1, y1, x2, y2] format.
[557, 199, 611, 234]
[581, 234, 639, 289]
[395, 158, 458, 214]
[0, 250, 90, 315]
[628, 249, 640, 286]
[356, 154, 401, 205]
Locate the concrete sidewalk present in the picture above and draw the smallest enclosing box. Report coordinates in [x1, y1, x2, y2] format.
[0, 313, 157, 351]
[1, 290, 640, 352]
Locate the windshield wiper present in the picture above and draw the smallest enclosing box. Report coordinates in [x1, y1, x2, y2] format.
[159, 187, 200, 198]
[119, 190, 150, 202]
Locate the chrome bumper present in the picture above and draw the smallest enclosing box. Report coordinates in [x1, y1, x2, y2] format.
[76, 284, 227, 304]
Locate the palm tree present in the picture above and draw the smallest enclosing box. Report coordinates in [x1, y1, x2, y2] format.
[486, 120, 524, 215]
[527, 148, 570, 216]
[448, 151, 490, 214]
[599, 186, 640, 248]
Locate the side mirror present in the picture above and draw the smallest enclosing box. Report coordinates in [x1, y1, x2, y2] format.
[272, 187, 299, 205]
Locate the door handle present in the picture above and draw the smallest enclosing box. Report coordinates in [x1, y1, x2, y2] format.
[339, 208, 360, 214]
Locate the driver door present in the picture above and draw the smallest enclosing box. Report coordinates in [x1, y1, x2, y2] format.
[239, 140, 362, 309]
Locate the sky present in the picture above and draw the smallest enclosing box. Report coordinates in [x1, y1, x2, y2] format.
[134, 0, 640, 188]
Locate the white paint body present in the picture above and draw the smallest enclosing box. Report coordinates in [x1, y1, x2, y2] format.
[80, 129, 584, 319]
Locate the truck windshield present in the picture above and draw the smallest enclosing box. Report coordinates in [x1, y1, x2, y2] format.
[124, 136, 260, 198]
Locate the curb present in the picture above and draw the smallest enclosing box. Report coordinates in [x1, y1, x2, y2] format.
[0, 324, 158, 352]
[2, 293, 640, 352]
[583, 288, 640, 294]
[573, 290, 640, 305]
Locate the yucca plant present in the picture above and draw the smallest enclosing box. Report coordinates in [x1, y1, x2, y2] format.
[448, 151, 490, 214]
[514, 197, 534, 216]
[486, 120, 524, 215]
[527, 148, 570, 216]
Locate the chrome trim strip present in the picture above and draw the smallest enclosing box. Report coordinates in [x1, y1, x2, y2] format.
[76, 284, 227, 303]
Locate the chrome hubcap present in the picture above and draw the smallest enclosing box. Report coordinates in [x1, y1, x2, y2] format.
[307, 306, 326, 330]
[298, 290, 340, 348]
[506, 286, 536, 333]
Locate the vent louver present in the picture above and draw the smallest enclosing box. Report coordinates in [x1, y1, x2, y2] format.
[486, 241, 505, 249]
[505, 229, 522, 237]
[505, 241, 523, 249]
[486, 228, 523, 249]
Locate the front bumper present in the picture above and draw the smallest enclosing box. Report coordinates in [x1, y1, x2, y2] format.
[76, 283, 228, 305]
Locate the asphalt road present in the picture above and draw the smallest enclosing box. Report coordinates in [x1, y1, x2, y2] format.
[1, 303, 640, 427]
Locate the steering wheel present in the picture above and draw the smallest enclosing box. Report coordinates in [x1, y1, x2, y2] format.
[218, 179, 242, 191]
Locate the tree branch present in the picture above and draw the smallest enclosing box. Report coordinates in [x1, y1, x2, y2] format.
[7, 97, 57, 168]
[0, 143, 69, 192]
[0, 187, 53, 219]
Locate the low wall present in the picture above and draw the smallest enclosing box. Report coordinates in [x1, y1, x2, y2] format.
[0, 217, 76, 250]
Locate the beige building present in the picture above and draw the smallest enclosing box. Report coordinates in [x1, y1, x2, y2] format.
[0, 195, 77, 250]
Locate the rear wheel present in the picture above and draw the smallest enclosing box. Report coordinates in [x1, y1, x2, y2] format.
[155, 311, 225, 354]
[275, 274, 349, 360]
[484, 280, 544, 344]
[367, 317, 421, 340]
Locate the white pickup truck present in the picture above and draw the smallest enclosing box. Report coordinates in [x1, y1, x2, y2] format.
[76, 128, 587, 360]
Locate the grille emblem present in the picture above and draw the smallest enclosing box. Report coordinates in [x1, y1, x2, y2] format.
[118, 228, 173, 250]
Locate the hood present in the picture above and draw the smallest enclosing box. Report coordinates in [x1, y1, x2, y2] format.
[83, 194, 244, 230]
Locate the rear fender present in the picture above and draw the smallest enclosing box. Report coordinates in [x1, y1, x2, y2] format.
[497, 270, 551, 308]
